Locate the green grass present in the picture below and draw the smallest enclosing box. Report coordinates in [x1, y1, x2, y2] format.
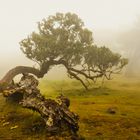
[0, 76, 140, 139]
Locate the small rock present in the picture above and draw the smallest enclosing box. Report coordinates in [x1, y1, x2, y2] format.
[107, 107, 117, 114]
[10, 125, 18, 130]
[2, 122, 10, 126]
[96, 132, 102, 136]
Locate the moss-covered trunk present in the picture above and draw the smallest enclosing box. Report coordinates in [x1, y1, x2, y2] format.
[2, 74, 79, 136]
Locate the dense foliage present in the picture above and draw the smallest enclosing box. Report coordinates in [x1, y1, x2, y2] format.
[20, 13, 128, 89]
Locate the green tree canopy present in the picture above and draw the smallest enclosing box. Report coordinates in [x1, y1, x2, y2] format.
[1, 13, 128, 90]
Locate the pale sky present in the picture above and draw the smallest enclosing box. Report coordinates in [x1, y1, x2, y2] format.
[0, 0, 140, 78]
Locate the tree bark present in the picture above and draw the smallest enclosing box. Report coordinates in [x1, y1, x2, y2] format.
[0, 66, 44, 84]
[67, 70, 88, 90]
[0, 60, 60, 85]
[2, 74, 79, 135]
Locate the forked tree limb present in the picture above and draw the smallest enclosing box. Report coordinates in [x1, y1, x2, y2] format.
[67, 70, 88, 90]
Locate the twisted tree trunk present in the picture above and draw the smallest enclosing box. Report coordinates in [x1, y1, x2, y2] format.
[0, 66, 43, 83]
[1, 74, 79, 136]
[0, 59, 92, 91]
[0, 60, 53, 85]
[0, 59, 90, 90]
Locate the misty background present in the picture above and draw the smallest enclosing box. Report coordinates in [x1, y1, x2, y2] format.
[0, 0, 140, 80]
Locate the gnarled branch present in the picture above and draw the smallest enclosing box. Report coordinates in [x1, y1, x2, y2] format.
[0, 66, 45, 84]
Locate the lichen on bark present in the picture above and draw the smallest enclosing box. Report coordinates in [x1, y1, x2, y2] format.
[2, 73, 79, 136]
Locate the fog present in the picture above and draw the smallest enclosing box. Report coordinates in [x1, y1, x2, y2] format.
[95, 16, 140, 77]
[117, 17, 140, 76]
[94, 17, 140, 77]
[0, 0, 140, 79]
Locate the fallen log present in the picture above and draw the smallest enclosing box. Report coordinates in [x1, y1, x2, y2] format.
[1, 73, 79, 135]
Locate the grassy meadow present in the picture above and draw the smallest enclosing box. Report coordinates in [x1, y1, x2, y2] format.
[0, 76, 140, 139]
